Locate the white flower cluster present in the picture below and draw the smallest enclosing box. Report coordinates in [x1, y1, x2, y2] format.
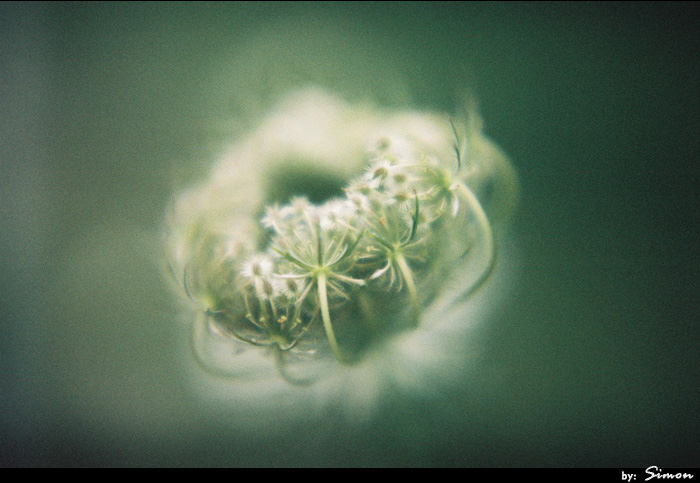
[165, 88, 516, 387]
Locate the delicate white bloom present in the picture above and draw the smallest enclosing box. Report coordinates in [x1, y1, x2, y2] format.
[164, 88, 518, 425]
[240, 254, 274, 282]
[275, 275, 308, 302]
[260, 203, 283, 230]
[365, 158, 394, 182]
[317, 199, 357, 231]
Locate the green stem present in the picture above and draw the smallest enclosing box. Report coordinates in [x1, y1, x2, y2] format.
[395, 253, 421, 327]
[317, 272, 344, 362]
[455, 182, 497, 297]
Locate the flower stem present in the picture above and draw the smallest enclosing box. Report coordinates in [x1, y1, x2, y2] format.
[455, 182, 496, 297]
[395, 252, 421, 327]
[317, 272, 344, 362]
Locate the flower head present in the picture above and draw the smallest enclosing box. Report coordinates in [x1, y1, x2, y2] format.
[165, 89, 515, 395]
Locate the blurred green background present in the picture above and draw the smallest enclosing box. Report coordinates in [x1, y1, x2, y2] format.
[1, 2, 698, 467]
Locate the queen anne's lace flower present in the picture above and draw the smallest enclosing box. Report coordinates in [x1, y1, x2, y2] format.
[165, 88, 518, 418]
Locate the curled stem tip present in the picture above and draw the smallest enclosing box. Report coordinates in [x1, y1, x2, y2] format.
[274, 348, 315, 386]
[455, 182, 497, 297]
